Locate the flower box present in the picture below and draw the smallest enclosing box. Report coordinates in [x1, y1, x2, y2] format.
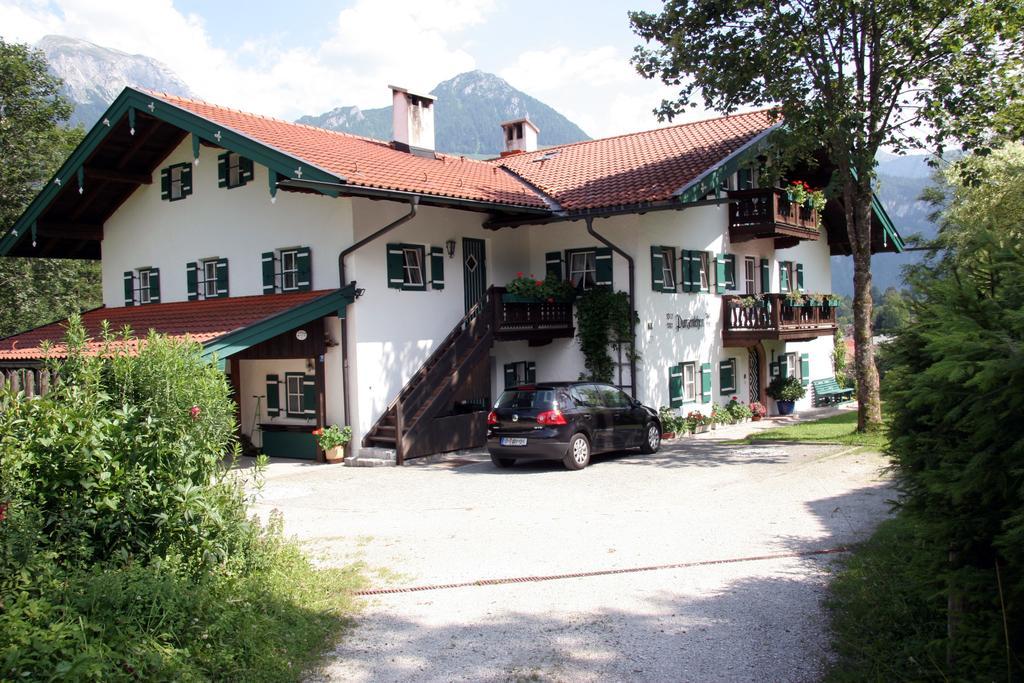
[502, 293, 544, 303]
[694, 424, 709, 434]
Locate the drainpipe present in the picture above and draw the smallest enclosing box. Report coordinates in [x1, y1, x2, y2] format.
[585, 217, 637, 399]
[338, 198, 419, 427]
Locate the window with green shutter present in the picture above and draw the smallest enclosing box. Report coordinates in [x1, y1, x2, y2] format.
[800, 353, 810, 386]
[302, 375, 317, 418]
[760, 258, 771, 293]
[651, 246, 676, 293]
[262, 247, 311, 294]
[719, 358, 737, 394]
[700, 362, 712, 403]
[266, 375, 280, 417]
[217, 152, 253, 189]
[724, 254, 737, 290]
[680, 250, 707, 293]
[669, 364, 684, 408]
[503, 361, 535, 389]
[160, 162, 192, 201]
[779, 261, 791, 292]
[188, 258, 229, 300]
[715, 254, 727, 294]
[124, 267, 159, 306]
[430, 246, 445, 290]
[386, 243, 427, 291]
[123, 271, 135, 307]
[682, 361, 697, 403]
[261, 252, 277, 294]
[796, 263, 805, 292]
[594, 247, 613, 288]
[285, 373, 305, 417]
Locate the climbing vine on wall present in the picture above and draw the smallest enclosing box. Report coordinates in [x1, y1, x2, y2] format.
[575, 288, 637, 383]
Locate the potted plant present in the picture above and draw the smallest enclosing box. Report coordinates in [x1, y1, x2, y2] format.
[784, 291, 805, 307]
[686, 410, 710, 434]
[504, 273, 576, 303]
[315, 424, 352, 463]
[805, 293, 824, 307]
[658, 406, 684, 439]
[710, 403, 726, 429]
[749, 401, 767, 421]
[767, 376, 806, 416]
[726, 396, 753, 423]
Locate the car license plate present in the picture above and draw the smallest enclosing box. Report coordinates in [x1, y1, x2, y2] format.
[500, 437, 528, 447]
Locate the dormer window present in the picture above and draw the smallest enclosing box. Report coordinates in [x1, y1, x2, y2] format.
[160, 163, 193, 201]
[218, 152, 254, 189]
[123, 267, 160, 306]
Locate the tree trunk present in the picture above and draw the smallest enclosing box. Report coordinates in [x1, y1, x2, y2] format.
[845, 181, 883, 431]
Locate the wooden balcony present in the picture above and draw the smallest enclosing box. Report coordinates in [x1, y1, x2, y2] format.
[490, 286, 575, 343]
[728, 188, 821, 247]
[722, 294, 838, 346]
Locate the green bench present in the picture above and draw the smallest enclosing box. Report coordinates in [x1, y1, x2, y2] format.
[811, 377, 855, 406]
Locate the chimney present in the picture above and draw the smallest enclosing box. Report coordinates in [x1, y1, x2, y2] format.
[390, 85, 435, 155]
[500, 118, 539, 155]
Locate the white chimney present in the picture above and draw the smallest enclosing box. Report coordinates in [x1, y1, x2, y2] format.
[390, 85, 436, 154]
[500, 118, 540, 155]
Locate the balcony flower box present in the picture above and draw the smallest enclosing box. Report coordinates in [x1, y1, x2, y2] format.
[502, 293, 544, 304]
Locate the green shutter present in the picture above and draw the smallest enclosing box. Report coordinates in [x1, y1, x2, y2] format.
[715, 254, 727, 294]
[240, 156, 254, 183]
[186, 262, 199, 301]
[387, 244, 405, 289]
[650, 245, 665, 291]
[796, 263, 805, 292]
[738, 168, 753, 189]
[302, 375, 317, 417]
[159, 168, 171, 200]
[760, 258, 770, 293]
[123, 271, 135, 306]
[266, 375, 280, 417]
[148, 268, 160, 303]
[779, 261, 790, 292]
[779, 355, 789, 378]
[503, 364, 517, 390]
[526, 362, 536, 384]
[801, 353, 810, 386]
[700, 362, 712, 403]
[669, 364, 683, 408]
[295, 247, 312, 291]
[725, 254, 736, 290]
[719, 359, 735, 394]
[594, 247, 613, 287]
[180, 165, 193, 197]
[681, 251, 694, 292]
[215, 258, 229, 297]
[430, 246, 445, 290]
[217, 153, 228, 188]
[261, 251, 277, 294]
[545, 251, 563, 280]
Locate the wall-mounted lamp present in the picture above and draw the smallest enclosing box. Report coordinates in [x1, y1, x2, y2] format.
[446, 239, 456, 258]
[306, 358, 315, 372]
[354, 288, 366, 299]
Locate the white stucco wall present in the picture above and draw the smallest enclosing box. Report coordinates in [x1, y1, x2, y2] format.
[101, 139, 354, 307]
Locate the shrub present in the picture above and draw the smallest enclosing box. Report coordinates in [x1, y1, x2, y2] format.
[767, 375, 806, 402]
[658, 406, 686, 434]
[725, 396, 753, 422]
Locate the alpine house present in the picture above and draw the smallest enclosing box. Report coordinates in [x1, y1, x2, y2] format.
[0, 84, 903, 463]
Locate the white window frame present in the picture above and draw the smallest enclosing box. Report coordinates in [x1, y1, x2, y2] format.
[744, 256, 757, 294]
[137, 268, 152, 305]
[720, 358, 737, 393]
[169, 166, 184, 200]
[698, 252, 710, 291]
[568, 250, 597, 290]
[202, 259, 218, 298]
[780, 261, 794, 293]
[285, 375, 303, 416]
[661, 247, 676, 290]
[280, 249, 299, 291]
[682, 362, 697, 403]
[227, 153, 242, 188]
[402, 247, 425, 287]
[785, 352, 801, 380]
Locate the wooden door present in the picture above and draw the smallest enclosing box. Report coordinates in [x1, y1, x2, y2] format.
[463, 238, 487, 312]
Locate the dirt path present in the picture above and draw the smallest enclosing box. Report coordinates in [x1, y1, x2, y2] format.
[248, 433, 891, 682]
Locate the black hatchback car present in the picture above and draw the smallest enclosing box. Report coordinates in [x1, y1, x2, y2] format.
[486, 381, 661, 470]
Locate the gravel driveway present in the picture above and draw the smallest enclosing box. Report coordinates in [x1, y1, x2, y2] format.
[247, 431, 892, 682]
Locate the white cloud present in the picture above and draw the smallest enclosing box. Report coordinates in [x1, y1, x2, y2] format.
[0, 0, 495, 119]
[500, 44, 716, 138]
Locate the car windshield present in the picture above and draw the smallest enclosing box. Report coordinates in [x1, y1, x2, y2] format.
[495, 389, 556, 411]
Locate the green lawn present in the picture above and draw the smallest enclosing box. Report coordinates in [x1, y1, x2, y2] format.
[735, 409, 889, 450]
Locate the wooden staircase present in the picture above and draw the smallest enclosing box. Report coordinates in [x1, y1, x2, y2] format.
[362, 290, 495, 463]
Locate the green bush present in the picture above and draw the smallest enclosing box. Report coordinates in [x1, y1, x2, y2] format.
[767, 375, 806, 402]
[0, 318, 362, 680]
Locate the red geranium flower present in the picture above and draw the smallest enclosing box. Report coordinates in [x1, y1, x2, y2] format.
[517, 271, 523, 278]
[189, 405, 201, 420]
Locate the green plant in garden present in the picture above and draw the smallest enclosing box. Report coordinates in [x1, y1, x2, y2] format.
[316, 424, 352, 450]
[658, 406, 686, 434]
[0, 317, 363, 680]
[575, 288, 637, 383]
[767, 375, 806, 402]
[506, 273, 575, 302]
[725, 397, 753, 422]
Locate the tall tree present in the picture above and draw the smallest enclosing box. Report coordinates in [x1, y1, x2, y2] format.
[0, 38, 97, 338]
[630, 0, 1024, 430]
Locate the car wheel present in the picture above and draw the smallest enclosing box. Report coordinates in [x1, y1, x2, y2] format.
[563, 433, 591, 470]
[640, 422, 661, 454]
[490, 454, 516, 468]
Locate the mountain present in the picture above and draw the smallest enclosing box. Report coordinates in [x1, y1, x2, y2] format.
[37, 35, 194, 129]
[830, 153, 940, 296]
[297, 70, 591, 155]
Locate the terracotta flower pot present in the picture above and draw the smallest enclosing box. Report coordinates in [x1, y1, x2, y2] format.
[325, 445, 345, 463]
[752, 415, 762, 422]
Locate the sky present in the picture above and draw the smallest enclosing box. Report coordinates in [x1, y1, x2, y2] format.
[0, 0, 701, 138]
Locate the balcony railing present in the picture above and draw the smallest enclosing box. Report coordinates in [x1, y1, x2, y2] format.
[722, 293, 838, 344]
[728, 188, 821, 245]
[490, 286, 575, 341]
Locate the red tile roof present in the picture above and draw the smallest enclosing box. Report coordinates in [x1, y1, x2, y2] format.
[496, 110, 777, 211]
[0, 290, 329, 361]
[145, 91, 548, 209]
